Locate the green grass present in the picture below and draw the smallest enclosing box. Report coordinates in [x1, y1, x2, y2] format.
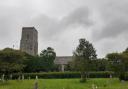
[0, 78, 128, 89]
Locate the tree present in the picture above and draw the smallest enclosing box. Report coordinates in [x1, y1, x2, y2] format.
[106, 53, 124, 75]
[72, 38, 97, 82]
[40, 47, 56, 71]
[0, 48, 25, 77]
[106, 52, 128, 80]
[123, 47, 128, 53]
[122, 48, 128, 72]
[23, 56, 47, 72]
[90, 58, 108, 71]
[23, 47, 56, 72]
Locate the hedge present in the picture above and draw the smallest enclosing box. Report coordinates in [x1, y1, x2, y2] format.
[119, 73, 128, 81]
[4, 71, 114, 79]
[2, 71, 128, 80]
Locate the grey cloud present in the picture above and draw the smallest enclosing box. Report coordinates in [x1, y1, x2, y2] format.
[96, 19, 128, 40]
[29, 7, 92, 40]
[0, 6, 35, 49]
[27, 15, 60, 39]
[61, 7, 92, 27]
[92, 0, 128, 41]
[1, 0, 128, 57]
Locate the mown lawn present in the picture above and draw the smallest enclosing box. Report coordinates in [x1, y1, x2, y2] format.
[0, 78, 128, 89]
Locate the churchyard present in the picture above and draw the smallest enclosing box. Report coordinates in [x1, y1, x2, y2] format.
[0, 0, 128, 88]
[0, 78, 128, 89]
[0, 39, 128, 89]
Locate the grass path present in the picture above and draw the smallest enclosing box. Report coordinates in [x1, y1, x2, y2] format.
[0, 78, 128, 89]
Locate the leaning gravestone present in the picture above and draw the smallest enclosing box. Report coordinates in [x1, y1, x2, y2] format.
[34, 76, 38, 89]
[34, 81, 38, 89]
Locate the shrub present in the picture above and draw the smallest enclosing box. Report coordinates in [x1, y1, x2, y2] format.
[12, 72, 80, 79]
[89, 71, 114, 78]
[0, 71, 115, 79]
[119, 73, 128, 81]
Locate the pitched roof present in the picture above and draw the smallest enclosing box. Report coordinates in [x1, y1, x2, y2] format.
[54, 56, 73, 65]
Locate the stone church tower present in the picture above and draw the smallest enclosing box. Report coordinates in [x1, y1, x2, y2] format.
[20, 27, 38, 56]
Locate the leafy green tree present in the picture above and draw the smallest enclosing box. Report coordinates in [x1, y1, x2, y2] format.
[123, 47, 128, 53]
[40, 47, 56, 71]
[106, 52, 128, 80]
[90, 58, 108, 71]
[121, 48, 128, 72]
[23, 47, 56, 72]
[0, 48, 25, 76]
[106, 53, 124, 75]
[121, 51, 128, 72]
[72, 38, 97, 82]
[23, 56, 47, 72]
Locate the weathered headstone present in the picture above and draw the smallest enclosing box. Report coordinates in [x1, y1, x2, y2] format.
[92, 84, 95, 89]
[121, 80, 125, 83]
[95, 85, 98, 89]
[92, 84, 98, 89]
[10, 74, 12, 80]
[110, 74, 112, 78]
[34, 81, 38, 89]
[28, 76, 31, 80]
[18, 76, 21, 81]
[36, 75, 38, 80]
[2, 74, 5, 82]
[22, 75, 24, 80]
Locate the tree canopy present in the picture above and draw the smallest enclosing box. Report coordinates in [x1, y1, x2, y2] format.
[0, 48, 25, 74]
[72, 38, 97, 82]
[40, 47, 56, 71]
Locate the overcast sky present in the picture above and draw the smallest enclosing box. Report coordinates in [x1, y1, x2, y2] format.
[0, 0, 128, 58]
